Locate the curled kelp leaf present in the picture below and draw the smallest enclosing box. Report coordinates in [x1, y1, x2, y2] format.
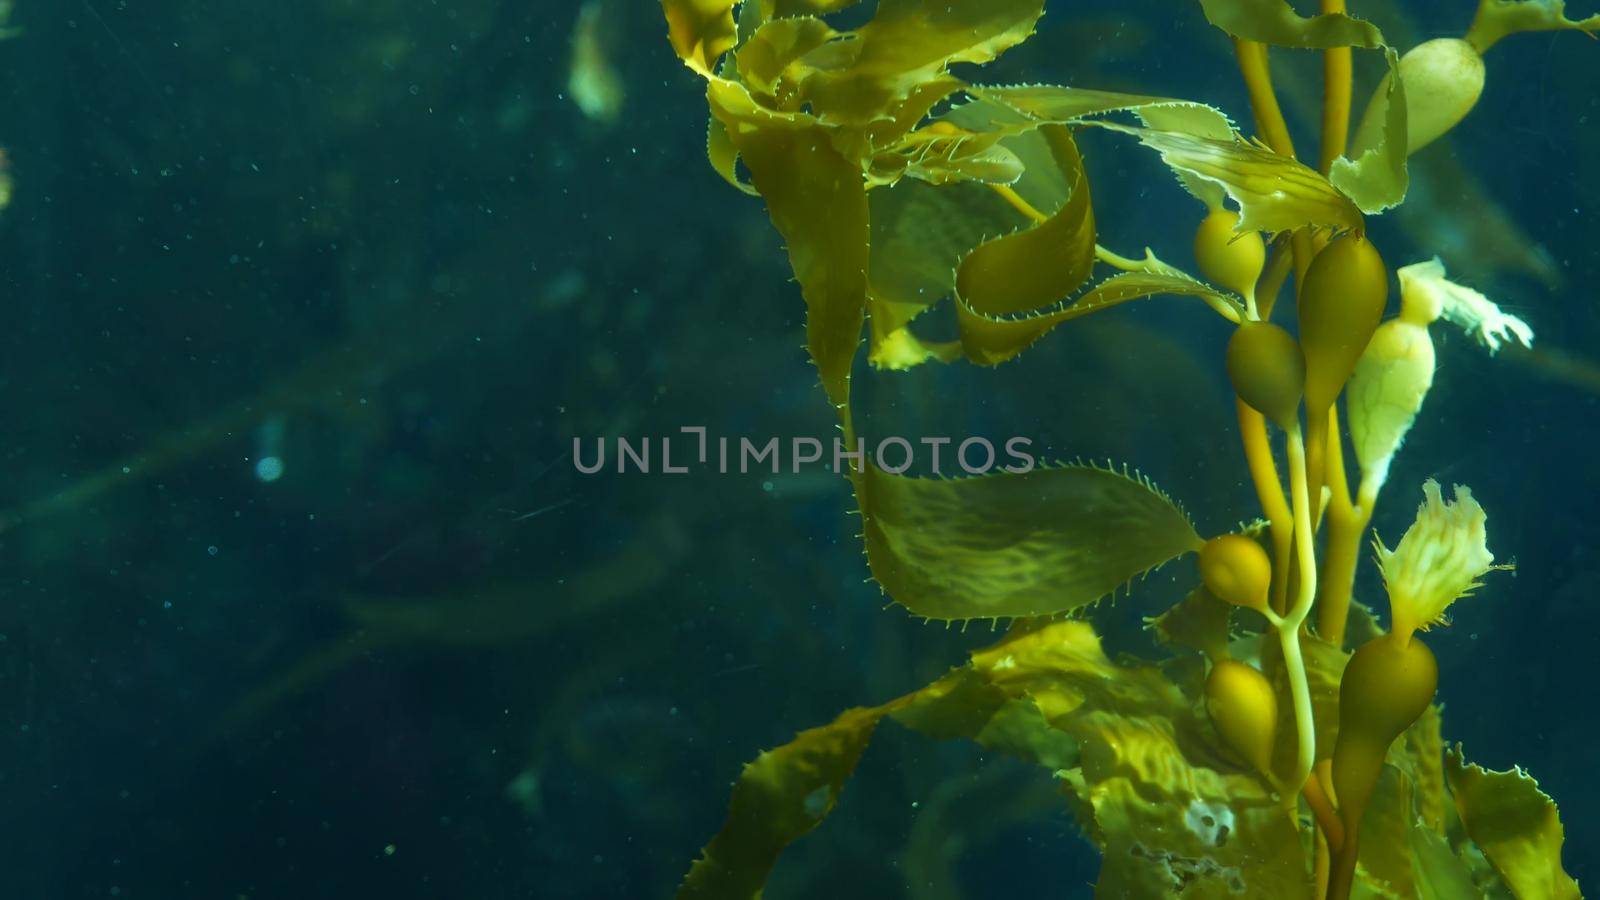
[1097, 122, 1364, 235]
[954, 125, 1095, 317]
[1467, 0, 1600, 52]
[859, 463, 1202, 621]
[957, 253, 1245, 366]
[1197, 0, 1385, 49]
[1331, 48, 1410, 214]
[707, 80, 868, 409]
[1445, 745, 1583, 899]
[663, 0, 740, 75]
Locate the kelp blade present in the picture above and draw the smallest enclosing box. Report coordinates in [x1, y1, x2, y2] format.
[1197, 0, 1385, 48]
[859, 463, 1202, 620]
[1445, 746, 1583, 900]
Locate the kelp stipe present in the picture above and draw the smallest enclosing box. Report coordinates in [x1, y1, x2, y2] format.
[661, 0, 1588, 896]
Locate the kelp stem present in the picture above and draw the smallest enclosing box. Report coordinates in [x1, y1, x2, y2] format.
[1319, 0, 1353, 174]
[988, 183, 1048, 225]
[1236, 399, 1294, 616]
[1316, 406, 1367, 646]
[1281, 421, 1320, 791]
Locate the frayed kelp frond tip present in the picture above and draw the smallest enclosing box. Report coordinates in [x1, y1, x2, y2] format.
[1375, 480, 1510, 639]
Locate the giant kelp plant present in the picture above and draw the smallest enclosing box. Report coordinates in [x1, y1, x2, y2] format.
[661, 0, 1592, 896]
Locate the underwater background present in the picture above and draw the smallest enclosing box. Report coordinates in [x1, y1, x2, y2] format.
[0, 0, 1596, 896]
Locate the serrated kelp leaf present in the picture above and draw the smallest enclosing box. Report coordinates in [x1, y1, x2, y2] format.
[1098, 123, 1364, 235]
[1148, 584, 1234, 661]
[767, 0, 867, 17]
[1404, 704, 1447, 834]
[859, 463, 1202, 620]
[886, 126, 1027, 186]
[1445, 747, 1583, 900]
[706, 114, 759, 196]
[954, 125, 1095, 317]
[708, 80, 866, 409]
[677, 624, 1101, 899]
[796, 0, 1045, 124]
[957, 255, 1245, 366]
[735, 16, 838, 99]
[1331, 48, 1410, 214]
[663, 0, 740, 75]
[965, 84, 1236, 140]
[678, 703, 886, 899]
[1468, 0, 1600, 51]
[1197, 0, 1385, 48]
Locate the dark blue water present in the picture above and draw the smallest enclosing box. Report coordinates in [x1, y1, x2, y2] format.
[1, 1, 1595, 896]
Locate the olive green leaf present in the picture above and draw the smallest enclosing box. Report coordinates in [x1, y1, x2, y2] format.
[1148, 584, 1234, 661]
[795, 0, 1045, 125]
[957, 252, 1245, 366]
[1467, 0, 1600, 52]
[859, 463, 1202, 621]
[1330, 48, 1410, 214]
[1445, 745, 1583, 900]
[1197, 0, 1385, 49]
[1097, 123, 1365, 235]
[663, 0, 740, 75]
[707, 80, 867, 410]
[954, 125, 1096, 317]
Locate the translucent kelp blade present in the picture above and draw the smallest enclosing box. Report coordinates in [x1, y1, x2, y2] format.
[708, 81, 867, 409]
[1097, 123, 1365, 235]
[678, 631, 1085, 899]
[1404, 704, 1448, 834]
[735, 16, 838, 98]
[867, 179, 1018, 330]
[954, 125, 1095, 318]
[1146, 584, 1233, 661]
[663, 0, 740, 75]
[677, 703, 888, 900]
[706, 114, 759, 196]
[1445, 746, 1583, 900]
[957, 257, 1245, 366]
[1410, 826, 1488, 900]
[796, 0, 1046, 125]
[1468, 0, 1600, 51]
[859, 463, 1202, 620]
[1358, 765, 1421, 896]
[963, 84, 1236, 140]
[1330, 48, 1409, 214]
[1197, 0, 1385, 48]
[766, 0, 867, 17]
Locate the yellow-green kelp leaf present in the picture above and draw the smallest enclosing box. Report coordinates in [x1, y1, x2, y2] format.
[1330, 48, 1409, 214]
[859, 463, 1202, 620]
[677, 703, 887, 900]
[663, 0, 740, 75]
[954, 125, 1095, 317]
[1197, 0, 1385, 49]
[1445, 745, 1583, 900]
[957, 253, 1245, 366]
[1410, 826, 1487, 900]
[962, 84, 1236, 140]
[707, 81, 867, 409]
[1148, 584, 1234, 661]
[1097, 123, 1365, 236]
[1467, 0, 1600, 52]
[795, 0, 1045, 125]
